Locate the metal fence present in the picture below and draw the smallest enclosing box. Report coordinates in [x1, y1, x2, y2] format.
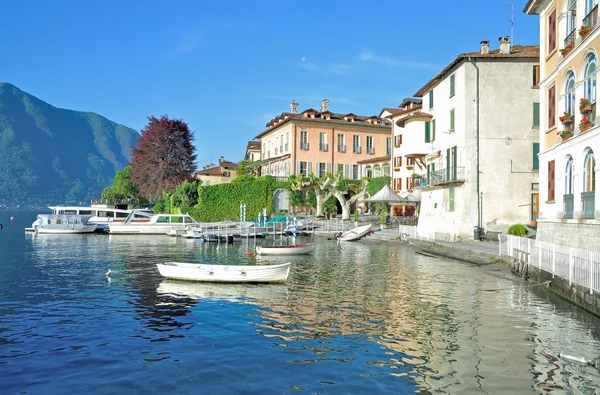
[499, 234, 600, 294]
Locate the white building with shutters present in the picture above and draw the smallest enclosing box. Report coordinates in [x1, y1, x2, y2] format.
[408, 38, 540, 241]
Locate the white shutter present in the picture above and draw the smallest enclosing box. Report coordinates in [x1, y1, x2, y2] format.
[308, 162, 312, 175]
[344, 164, 348, 178]
[326, 163, 331, 175]
[296, 161, 300, 175]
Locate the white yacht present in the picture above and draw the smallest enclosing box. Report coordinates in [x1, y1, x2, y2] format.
[31, 214, 97, 234]
[47, 205, 154, 230]
[109, 212, 199, 235]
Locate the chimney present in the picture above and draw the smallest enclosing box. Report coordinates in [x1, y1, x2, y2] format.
[320, 98, 329, 112]
[480, 40, 490, 55]
[499, 36, 511, 54]
[290, 100, 298, 114]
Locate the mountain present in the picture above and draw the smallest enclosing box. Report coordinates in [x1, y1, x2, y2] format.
[0, 82, 139, 207]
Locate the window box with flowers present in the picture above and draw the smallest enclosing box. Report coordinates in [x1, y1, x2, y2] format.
[558, 128, 574, 141]
[580, 115, 593, 132]
[406, 165, 413, 170]
[580, 98, 593, 113]
[559, 111, 573, 124]
[393, 167, 400, 172]
[579, 25, 593, 40]
[560, 42, 574, 57]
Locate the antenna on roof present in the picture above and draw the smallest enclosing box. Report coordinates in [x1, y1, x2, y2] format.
[507, 2, 515, 44]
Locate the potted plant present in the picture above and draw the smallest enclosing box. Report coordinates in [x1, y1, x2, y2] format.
[406, 165, 414, 170]
[393, 167, 400, 172]
[580, 115, 593, 132]
[580, 98, 593, 113]
[559, 111, 573, 124]
[354, 209, 359, 226]
[560, 43, 574, 57]
[411, 173, 420, 178]
[557, 127, 574, 141]
[579, 25, 593, 39]
[379, 206, 387, 230]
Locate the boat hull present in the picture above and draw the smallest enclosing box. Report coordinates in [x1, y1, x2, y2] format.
[156, 262, 291, 283]
[256, 243, 315, 255]
[338, 224, 372, 241]
[109, 224, 187, 235]
[36, 225, 97, 234]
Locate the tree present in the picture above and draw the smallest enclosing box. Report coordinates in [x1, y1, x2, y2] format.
[321, 173, 369, 220]
[290, 173, 333, 217]
[172, 179, 200, 208]
[100, 166, 145, 205]
[130, 115, 197, 200]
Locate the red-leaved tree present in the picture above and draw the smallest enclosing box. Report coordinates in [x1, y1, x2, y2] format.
[130, 115, 197, 200]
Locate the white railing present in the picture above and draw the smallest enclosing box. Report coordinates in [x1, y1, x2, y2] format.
[399, 225, 435, 242]
[499, 234, 600, 294]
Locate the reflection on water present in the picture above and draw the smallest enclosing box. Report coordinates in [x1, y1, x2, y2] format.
[1, 214, 600, 394]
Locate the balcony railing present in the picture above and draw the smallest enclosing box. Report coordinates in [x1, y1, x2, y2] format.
[366, 147, 375, 155]
[416, 167, 466, 188]
[582, 191, 595, 219]
[300, 142, 309, 150]
[319, 143, 328, 152]
[564, 29, 576, 49]
[284, 143, 289, 151]
[564, 194, 574, 219]
[583, 5, 598, 30]
[337, 145, 346, 153]
[353, 146, 361, 154]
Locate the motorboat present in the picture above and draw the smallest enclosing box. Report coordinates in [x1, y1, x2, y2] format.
[156, 262, 291, 283]
[256, 243, 315, 255]
[45, 205, 153, 230]
[30, 214, 97, 234]
[109, 213, 198, 235]
[337, 224, 373, 241]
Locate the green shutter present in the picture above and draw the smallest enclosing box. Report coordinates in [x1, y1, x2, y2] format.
[446, 148, 451, 181]
[425, 122, 431, 142]
[450, 75, 455, 97]
[452, 146, 457, 180]
[533, 143, 540, 170]
[450, 109, 455, 131]
[449, 187, 455, 211]
[432, 119, 436, 141]
[533, 103, 540, 127]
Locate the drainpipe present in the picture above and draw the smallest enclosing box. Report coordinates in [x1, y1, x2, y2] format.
[469, 57, 482, 236]
[332, 127, 335, 174]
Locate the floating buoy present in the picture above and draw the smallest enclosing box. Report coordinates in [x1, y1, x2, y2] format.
[248, 251, 254, 257]
[10, 216, 14, 220]
[105, 269, 112, 277]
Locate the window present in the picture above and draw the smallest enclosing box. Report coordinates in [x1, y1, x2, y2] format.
[382, 163, 390, 176]
[353, 135, 361, 153]
[352, 164, 360, 180]
[373, 165, 381, 177]
[317, 162, 327, 177]
[448, 187, 455, 212]
[394, 156, 402, 167]
[366, 136, 374, 154]
[279, 134, 283, 153]
[386, 137, 392, 155]
[533, 65, 540, 86]
[274, 137, 278, 155]
[533, 102, 540, 127]
[446, 146, 458, 181]
[548, 160, 555, 201]
[365, 165, 373, 178]
[584, 53, 597, 105]
[565, 72, 576, 117]
[548, 9, 556, 53]
[394, 135, 402, 147]
[319, 132, 328, 151]
[566, 0, 577, 44]
[285, 132, 289, 152]
[449, 74, 455, 97]
[393, 177, 402, 190]
[533, 143, 540, 170]
[450, 109, 455, 131]
[425, 122, 431, 143]
[431, 119, 436, 141]
[300, 130, 309, 150]
[298, 161, 310, 175]
[548, 85, 556, 128]
[336, 163, 344, 175]
[337, 134, 345, 152]
[429, 89, 434, 109]
[584, 150, 595, 192]
[565, 156, 574, 194]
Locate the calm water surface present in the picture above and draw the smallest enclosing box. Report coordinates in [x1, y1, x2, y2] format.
[1, 212, 599, 394]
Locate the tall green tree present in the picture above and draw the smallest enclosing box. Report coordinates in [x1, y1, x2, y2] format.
[130, 115, 197, 200]
[101, 166, 145, 205]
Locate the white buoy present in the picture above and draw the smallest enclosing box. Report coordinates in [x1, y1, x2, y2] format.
[105, 269, 112, 277]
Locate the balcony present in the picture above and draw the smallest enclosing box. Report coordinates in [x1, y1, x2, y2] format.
[337, 145, 346, 153]
[300, 142, 309, 150]
[583, 5, 598, 32]
[564, 194, 574, 219]
[416, 167, 466, 191]
[353, 146, 361, 154]
[564, 29, 576, 48]
[284, 143, 289, 151]
[319, 143, 328, 152]
[582, 191, 595, 219]
[366, 147, 375, 155]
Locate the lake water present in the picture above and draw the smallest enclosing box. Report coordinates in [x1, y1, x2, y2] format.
[1, 212, 599, 394]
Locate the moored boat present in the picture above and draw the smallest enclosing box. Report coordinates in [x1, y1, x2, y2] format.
[256, 243, 315, 255]
[156, 262, 291, 283]
[109, 213, 198, 235]
[31, 214, 97, 234]
[337, 224, 372, 241]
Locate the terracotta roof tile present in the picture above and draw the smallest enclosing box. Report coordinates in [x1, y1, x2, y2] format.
[396, 112, 433, 127]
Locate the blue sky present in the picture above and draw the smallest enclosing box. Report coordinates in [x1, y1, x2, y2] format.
[1, 0, 540, 168]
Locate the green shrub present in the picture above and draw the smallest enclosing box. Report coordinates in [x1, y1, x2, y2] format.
[354, 209, 359, 222]
[508, 224, 529, 236]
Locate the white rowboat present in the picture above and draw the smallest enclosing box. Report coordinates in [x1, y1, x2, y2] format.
[256, 243, 315, 255]
[337, 224, 372, 241]
[156, 262, 291, 283]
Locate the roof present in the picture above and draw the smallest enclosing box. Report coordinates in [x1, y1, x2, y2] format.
[245, 154, 291, 169]
[414, 45, 540, 97]
[523, 0, 545, 14]
[357, 155, 391, 165]
[396, 112, 433, 127]
[219, 160, 239, 169]
[255, 111, 390, 139]
[195, 160, 238, 176]
[246, 141, 261, 150]
[379, 108, 407, 117]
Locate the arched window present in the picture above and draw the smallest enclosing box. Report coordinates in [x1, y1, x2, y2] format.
[382, 163, 390, 176]
[565, 71, 576, 115]
[567, 0, 577, 38]
[583, 149, 595, 192]
[365, 165, 373, 178]
[373, 164, 381, 177]
[565, 156, 574, 194]
[584, 53, 597, 104]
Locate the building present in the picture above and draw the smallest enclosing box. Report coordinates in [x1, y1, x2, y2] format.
[244, 141, 261, 162]
[409, 38, 540, 241]
[253, 99, 392, 182]
[525, 0, 600, 250]
[194, 157, 239, 186]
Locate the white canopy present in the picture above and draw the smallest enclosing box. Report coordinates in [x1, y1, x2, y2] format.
[368, 184, 404, 203]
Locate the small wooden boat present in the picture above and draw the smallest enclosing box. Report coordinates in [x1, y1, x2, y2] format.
[156, 262, 291, 283]
[256, 243, 315, 255]
[337, 224, 372, 241]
